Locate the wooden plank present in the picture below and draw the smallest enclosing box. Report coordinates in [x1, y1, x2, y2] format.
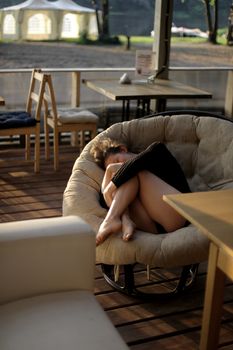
[0, 209, 62, 222]
[130, 324, 233, 349]
[0, 200, 62, 214]
[0, 187, 66, 200]
[117, 307, 233, 347]
[0, 193, 62, 206]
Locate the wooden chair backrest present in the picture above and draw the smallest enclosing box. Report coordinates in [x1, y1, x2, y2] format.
[43, 74, 59, 124]
[26, 69, 48, 122]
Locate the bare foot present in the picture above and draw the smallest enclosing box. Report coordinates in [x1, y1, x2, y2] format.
[96, 216, 122, 246]
[122, 213, 136, 241]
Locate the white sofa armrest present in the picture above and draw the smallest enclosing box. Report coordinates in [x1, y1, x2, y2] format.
[0, 216, 95, 304]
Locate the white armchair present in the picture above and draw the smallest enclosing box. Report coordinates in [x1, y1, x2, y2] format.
[0, 216, 128, 350]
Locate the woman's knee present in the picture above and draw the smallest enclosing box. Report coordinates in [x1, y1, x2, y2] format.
[163, 216, 187, 233]
[138, 170, 152, 183]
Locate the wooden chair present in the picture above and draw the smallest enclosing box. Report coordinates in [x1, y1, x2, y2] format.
[43, 75, 99, 171]
[0, 69, 47, 173]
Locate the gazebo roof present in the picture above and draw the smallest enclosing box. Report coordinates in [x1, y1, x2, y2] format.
[2, 0, 94, 12]
[2, 0, 56, 10]
[53, 0, 94, 13]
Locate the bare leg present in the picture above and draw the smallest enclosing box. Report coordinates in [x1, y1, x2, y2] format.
[96, 176, 139, 245]
[138, 171, 187, 232]
[129, 199, 158, 234]
[96, 171, 186, 245]
[121, 199, 158, 242]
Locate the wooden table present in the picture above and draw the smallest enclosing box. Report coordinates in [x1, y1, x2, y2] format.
[83, 78, 212, 121]
[0, 96, 5, 106]
[163, 189, 233, 350]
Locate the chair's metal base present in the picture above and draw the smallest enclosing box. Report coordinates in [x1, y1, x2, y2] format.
[101, 263, 199, 299]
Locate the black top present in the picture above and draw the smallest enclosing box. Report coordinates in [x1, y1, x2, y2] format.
[99, 142, 190, 209]
[112, 142, 191, 193]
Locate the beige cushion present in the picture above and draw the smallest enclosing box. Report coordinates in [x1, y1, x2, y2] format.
[0, 291, 128, 350]
[63, 114, 233, 267]
[57, 108, 99, 124]
[0, 216, 95, 304]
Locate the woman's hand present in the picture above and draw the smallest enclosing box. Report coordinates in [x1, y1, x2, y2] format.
[106, 162, 123, 176]
[101, 162, 122, 193]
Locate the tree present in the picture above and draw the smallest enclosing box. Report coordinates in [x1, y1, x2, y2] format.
[202, 0, 219, 44]
[91, 0, 109, 40]
[178, 0, 219, 43]
[91, 0, 102, 39]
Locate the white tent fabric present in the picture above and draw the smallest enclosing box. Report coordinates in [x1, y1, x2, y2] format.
[2, 0, 56, 11]
[0, 0, 97, 41]
[2, 0, 94, 13]
[53, 0, 94, 13]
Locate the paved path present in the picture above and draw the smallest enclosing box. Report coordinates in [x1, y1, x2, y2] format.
[0, 41, 232, 69]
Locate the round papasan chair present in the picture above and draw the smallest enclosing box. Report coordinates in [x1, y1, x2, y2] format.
[63, 112, 233, 297]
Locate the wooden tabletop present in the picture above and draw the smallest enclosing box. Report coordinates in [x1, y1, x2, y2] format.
[163, 189, 233, 257]
[0, 96, 5, 106]
[83, 78, 212, 101]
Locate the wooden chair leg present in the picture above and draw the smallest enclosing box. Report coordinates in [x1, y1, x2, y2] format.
[71, 131, 79, 147]
[25, 134, 31, 160]
[80, 131, 84, 150]
[54, 130, 59, 171]
[44, 121, 50, 161]
[34, 129, 40, 173]
[91, 125, 97, 141]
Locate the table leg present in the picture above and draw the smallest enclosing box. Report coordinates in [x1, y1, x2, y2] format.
[200, 242, 225, 350]
[126, 100, 130, 120]
[146, 99, 151, 114]
[136, 99, 151, 118]
[136, 100, 140, 118]
[156, 98, 167, 112]
[122, 100, 130, 121]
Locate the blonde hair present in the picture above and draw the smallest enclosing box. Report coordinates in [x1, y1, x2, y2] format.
[90, 137, 127, 169]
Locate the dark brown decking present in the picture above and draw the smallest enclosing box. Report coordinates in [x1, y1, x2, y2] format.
[1, 145, 233, 350]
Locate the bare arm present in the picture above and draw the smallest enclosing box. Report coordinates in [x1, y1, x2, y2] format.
[101, 163, 123, 207]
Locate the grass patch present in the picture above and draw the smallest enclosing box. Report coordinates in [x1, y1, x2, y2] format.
[0, 28, 228, 46]
[119, 32, 228, 46]
[119, 35, 154, 45]
[171, 36, 207, 44]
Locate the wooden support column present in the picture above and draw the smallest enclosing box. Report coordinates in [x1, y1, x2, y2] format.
[152, 0, 173, 79]
[225, 70, 233, 120]
[71, 71, 81, 146]
[71, 71, 81, 108]
[70, 71, 81, 146]
[152, 0, 173, 112]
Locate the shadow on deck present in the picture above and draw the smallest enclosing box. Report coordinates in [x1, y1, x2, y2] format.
[1, 144, 233, 349]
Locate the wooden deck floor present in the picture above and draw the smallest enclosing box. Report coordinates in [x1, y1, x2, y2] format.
[1, 144, 233, 349]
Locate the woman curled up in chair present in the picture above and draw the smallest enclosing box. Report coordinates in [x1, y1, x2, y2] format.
[90, 138, 191, 246]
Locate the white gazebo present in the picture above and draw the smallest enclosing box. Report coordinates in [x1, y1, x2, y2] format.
[0, 0, 98, 41]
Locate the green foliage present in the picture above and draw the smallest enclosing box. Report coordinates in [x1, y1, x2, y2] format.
[119, 36, 154, 45]
[119, 31, 228, 46]
[171, 36, 207, 44]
